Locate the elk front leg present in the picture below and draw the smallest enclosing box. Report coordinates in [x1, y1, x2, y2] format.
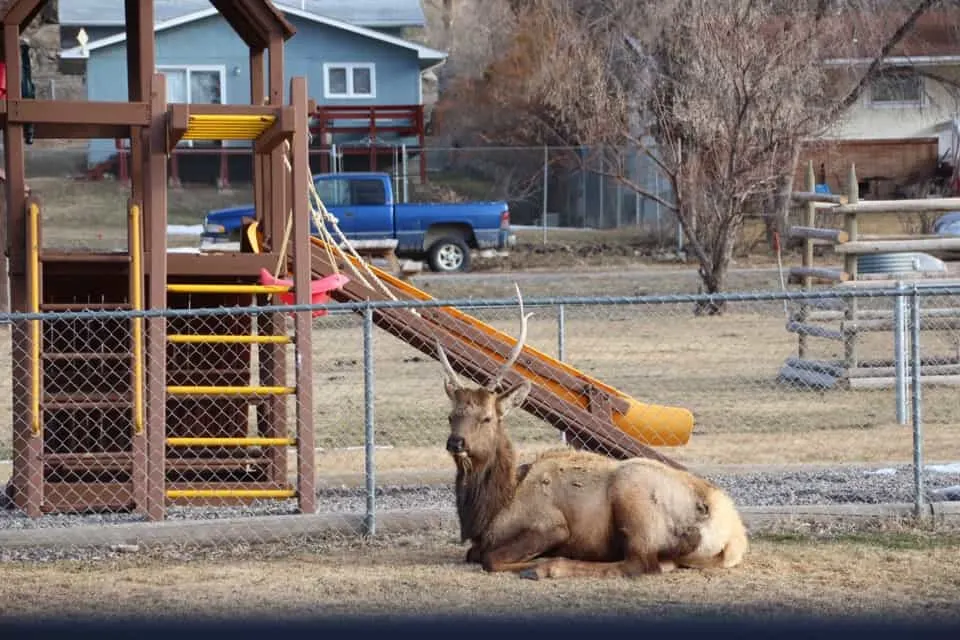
[465, 542, 483, 564]
[479, 524, 569, 574]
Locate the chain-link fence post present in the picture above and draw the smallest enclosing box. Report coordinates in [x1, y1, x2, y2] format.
[909, 284, 925, 518]
[542, 145, 549, 244]
[894, 280, 908, 425]
[557, 303, 567, 445]
[363, 305, 376, 536]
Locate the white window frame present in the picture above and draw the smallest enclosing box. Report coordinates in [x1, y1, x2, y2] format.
[323, 62, 376, 99]
[156, 64, 227, 146]
[867, 68, 925, 109]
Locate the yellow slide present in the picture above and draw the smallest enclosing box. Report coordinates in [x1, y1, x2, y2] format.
[307, 237, 695, 448]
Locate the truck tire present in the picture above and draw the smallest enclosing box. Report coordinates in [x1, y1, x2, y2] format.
[427, 236, 471, 273]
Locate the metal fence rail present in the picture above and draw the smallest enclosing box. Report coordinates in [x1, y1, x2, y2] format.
[1, 284, 959, 550]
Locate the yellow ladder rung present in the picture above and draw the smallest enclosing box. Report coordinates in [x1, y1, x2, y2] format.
[167, 334, 292, 345]
[166, 385, 296, 396]
[166, 437, 295, 447]
[166, 283, 290, 294]
[166, 489, 296, 499]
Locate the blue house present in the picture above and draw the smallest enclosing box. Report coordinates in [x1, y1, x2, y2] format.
[58, 0, 447, 181]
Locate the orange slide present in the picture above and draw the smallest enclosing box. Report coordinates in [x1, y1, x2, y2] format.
[308, 237, 695, 448]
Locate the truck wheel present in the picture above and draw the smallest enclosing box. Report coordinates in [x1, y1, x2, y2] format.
[427, 236, 471, 273]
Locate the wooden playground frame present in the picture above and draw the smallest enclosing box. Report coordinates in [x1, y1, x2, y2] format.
[1, 0, 317, 521]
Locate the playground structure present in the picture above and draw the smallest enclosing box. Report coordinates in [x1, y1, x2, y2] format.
[780, 162, 960, 390]
[1, 0, 695, 522]
[2, 0, 319, 520]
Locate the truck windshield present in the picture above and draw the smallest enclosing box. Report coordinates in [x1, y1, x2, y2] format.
[314, 177, 387, 207]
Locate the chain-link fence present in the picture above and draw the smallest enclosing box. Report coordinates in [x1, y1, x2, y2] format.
[0, 284, 959, 550]
[416, 145, 676, 236]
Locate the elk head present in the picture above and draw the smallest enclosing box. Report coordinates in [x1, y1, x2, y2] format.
[436, 284, 533, 471]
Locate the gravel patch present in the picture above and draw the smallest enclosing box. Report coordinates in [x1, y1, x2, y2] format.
[1, 464, 958, 558]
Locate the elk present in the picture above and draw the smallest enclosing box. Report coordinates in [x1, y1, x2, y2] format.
[435, 285, 749, 580]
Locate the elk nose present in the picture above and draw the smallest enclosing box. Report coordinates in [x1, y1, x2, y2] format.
[446, 435, 465, 453]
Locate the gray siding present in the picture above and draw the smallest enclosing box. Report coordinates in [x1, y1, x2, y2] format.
[85, 13, 428, 166]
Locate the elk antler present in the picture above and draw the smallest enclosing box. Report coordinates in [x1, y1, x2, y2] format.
[435, 337, 463, 390]
[485, 282, 533, 392]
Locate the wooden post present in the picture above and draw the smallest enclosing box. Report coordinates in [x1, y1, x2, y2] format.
[250, 47, 266, 226]
[4, 22, 42, 518]
[125, 0, 154, 516]
[844, 163, 859, 372]
[798, 160, 816, 359]
[145, 73, 169, 521]
[267, 37, 286, 252]
[290, 77, 316, 515]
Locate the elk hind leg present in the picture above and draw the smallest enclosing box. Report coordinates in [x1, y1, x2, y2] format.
[517, 552, 667, 580]
[519, 486, 693, 580]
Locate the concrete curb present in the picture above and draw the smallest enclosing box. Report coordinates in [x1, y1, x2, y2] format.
[1, 503, 959, 550]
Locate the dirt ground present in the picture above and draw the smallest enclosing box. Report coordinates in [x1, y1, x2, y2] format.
[1, 526, 959, 622]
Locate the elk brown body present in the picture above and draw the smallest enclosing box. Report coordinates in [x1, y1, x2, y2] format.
[435, 285, 749, 580]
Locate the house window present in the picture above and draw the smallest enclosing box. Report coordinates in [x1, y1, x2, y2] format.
[323, 63, 375, 99]
[869, 69, 923, 106]
[157, 65, 225, 147]
[157, 65, 225, 104]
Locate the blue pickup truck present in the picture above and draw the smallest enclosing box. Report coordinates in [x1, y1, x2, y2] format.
[200, 172, 515, 272]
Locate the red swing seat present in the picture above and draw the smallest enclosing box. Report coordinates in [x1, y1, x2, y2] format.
[258, 268, 349, 318]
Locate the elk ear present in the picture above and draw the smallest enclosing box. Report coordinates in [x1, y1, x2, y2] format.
[443, 377, 460, 403]
[496, 379, 531, 417]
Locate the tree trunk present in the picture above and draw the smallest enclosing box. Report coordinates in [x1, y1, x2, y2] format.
[695, 260, 726, 315]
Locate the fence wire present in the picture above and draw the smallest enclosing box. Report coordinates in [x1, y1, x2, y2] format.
[1, 285, 959, 551]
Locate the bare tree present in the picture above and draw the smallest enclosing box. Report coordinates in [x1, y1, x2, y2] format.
[437, 0, 948, 312]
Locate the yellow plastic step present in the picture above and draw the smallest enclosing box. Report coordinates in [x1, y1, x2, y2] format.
[166, 283, 290, 295]
[167, 334, 292, 345]
[166, 489, 296, 499]
[166, 385, 296, 396]
[165, 437, 295, 447]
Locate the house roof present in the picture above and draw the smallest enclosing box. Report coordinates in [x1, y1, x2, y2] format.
[60, 5, 447, 68]
[57, 0, 427, 29]
[822, 10, 960, 64]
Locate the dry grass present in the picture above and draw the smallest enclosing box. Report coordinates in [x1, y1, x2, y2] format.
[1, 529, 959, 621]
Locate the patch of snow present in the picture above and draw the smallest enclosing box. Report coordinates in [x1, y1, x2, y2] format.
[926, 463, 960, 474]
[931, 485, 960, 501]
[167, 224, 203, 236]
[513, 225, 597, 232]
[865, 467, 898, 476]
[167, 247, 202, 254]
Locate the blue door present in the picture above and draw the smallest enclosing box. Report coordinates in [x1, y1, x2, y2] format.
[312, 176, 393, 241]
